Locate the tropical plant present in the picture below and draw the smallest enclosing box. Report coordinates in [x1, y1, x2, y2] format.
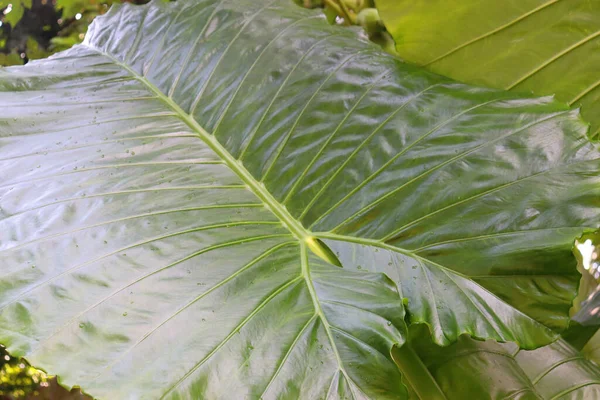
[1, 0, 599, 398]
[376, 0, 600, 139]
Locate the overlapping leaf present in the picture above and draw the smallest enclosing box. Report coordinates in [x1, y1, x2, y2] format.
[1, 0, 599, 397]
[377, 0, 600, 138]
[415, 333, 600, 399]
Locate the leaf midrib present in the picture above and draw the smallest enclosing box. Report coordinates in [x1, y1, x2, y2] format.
[79, 39, 575, 287]
[86, 46, 310, 243]
[86, 43, 368, 397]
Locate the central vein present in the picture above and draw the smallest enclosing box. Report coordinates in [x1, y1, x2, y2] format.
[90, 46, 342, 263]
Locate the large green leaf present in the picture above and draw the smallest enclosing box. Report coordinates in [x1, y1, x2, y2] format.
[376, 0, 600, 138]
[1, 0, 599, 397]
[414, 331, 600, 399]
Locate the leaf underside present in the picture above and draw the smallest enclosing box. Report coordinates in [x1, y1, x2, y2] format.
[377, 0, 600, 138]
[0, 0, 599, 398]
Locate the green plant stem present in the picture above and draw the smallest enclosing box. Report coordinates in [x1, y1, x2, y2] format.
[392, 344, 447, 400]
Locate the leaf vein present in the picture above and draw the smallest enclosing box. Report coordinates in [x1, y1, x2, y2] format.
[1, 209, 270, 253]
[258, 313, 318, 398]
[211, 15, 322, 137]
[160, 275, 304, 398]
[1, 227, 289, 313]
[85, 241, 298, 384]
[281, 67, 392, 205]
[188, 0, 278, 115]
[237, 33, 343, 160]
[259, 48, 371, 183]
[316, 97, 502, 231]
[425, 0, 561, 66]
[507, 29, 600, 90]
[1, 186, 248, 224]
[412, 226, 586, 252]
[27, 235, 294, 359]
[167, 3, 220, 98]
[303, 82, 443, 224]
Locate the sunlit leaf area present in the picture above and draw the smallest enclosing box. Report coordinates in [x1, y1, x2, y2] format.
[1, 0, 599, 398]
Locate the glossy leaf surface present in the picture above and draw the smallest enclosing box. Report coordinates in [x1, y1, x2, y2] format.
[416, 333, 600, 399]
[376, 0, 600, 137]
[1, 0, 600, 397]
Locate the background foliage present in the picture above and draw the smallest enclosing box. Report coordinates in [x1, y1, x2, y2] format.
[0, 0, 148, 66]
[0, 0, 395, 67]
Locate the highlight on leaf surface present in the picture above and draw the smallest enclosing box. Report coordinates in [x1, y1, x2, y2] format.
[0, 0, 599, 398]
